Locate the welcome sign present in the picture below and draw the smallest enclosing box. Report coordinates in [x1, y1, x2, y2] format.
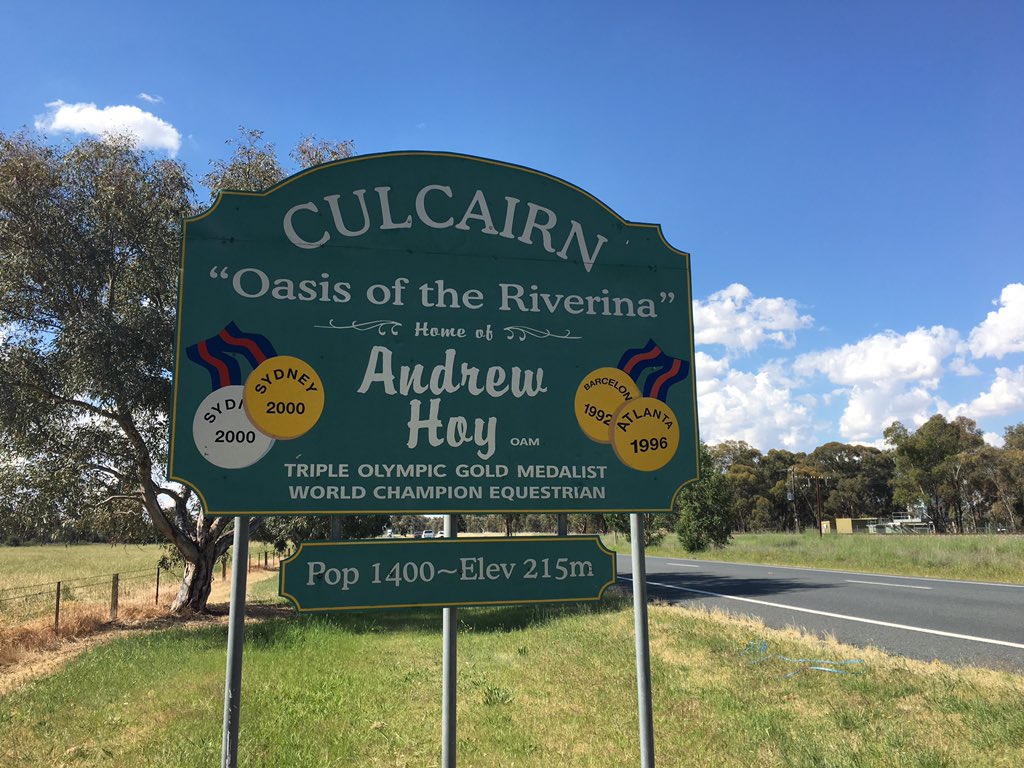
[169, 152, 698, 514]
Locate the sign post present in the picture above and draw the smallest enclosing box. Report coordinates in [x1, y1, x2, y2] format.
[221, 518, 249, 768]
[170, 152, 698, 767]
[630, 513, 655, 768]
[441, 515, 457, 768]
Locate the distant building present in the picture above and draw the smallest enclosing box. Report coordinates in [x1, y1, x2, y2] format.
[834, 517, 877, 534]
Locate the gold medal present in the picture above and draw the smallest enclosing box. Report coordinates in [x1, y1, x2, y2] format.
[574, 367, 641, 443]
[610, 397, 679, 471]
[244, 355, 325, 440]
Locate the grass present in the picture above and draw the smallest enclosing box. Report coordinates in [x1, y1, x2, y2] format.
[0, 542, 281, 588]
[0, 543, 169, 586]
[1, 593, 1022, 767]
[603, 532, 1024, 585]
[0, 543, 280, 669]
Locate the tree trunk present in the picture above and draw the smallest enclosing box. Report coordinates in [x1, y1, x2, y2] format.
[170, 547, 219, 613]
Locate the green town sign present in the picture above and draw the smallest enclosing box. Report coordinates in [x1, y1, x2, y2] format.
[169, 152, 697, 515]
[280, 536, 617, 611]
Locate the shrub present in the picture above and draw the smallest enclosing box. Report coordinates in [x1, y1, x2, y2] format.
[676, 443, 734, 551]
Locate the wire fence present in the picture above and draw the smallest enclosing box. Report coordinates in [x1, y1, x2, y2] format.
[0, 566, 170, 632]
[0, 547, 286, 635]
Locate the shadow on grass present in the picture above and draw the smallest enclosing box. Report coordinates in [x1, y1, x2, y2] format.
[210, 588, 634, 650]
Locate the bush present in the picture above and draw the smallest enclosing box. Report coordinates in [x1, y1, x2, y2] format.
[676, 442, 733, 552]
[605, 511, 679, 547]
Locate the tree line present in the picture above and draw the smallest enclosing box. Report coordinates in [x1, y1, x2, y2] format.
[706, 417, 1023, 535]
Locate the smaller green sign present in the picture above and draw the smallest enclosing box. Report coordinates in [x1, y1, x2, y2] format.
[280, 536, 617, 611]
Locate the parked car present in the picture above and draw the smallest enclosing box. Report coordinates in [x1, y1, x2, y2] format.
[421, 530, 435, 539]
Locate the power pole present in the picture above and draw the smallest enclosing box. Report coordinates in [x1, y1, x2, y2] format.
[788, 468, 799, 533]
[815, 477, 823, 537]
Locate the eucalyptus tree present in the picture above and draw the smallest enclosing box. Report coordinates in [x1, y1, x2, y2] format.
[993, 423, 1024, 531]
[709, 441, 763, 532]
[0, 132, 215, 608]
[884, 415, 985, 532]
[810, 442, 895, 520]
[0, 129, 353, 611]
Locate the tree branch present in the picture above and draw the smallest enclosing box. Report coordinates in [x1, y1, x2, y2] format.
[110, 404, 200, 562]
[157, 486, 184, 504]
[7, 378, 120, 422]
[88, 463, 126, 481]
[97, 493, 143, 507]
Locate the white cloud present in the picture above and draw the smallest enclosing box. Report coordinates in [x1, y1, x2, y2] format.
[968, 283, 1024, 359]
[35, 100, 181, 156]
[793, 326, 960, 385]
[697, 358, 816, 451]
[837, 382, 938, 443]
[693, 283, 813, 353]
[694, 351, 730, 379]
[983, 432, 1005, 448]
[793, 326, 962, 443]
[947, 366, 1024, 420]
[137, 92, 164, 104]
[949, 357, 982, 376]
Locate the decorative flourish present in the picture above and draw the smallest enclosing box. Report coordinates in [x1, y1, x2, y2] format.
[503, 326, 581, 342]
[313, 319, 402, 336]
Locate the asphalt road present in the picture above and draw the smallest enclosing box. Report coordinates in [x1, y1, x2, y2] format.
[617, 554, 1024, 672]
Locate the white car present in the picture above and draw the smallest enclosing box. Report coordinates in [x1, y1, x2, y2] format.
[421, 530, 435, 539]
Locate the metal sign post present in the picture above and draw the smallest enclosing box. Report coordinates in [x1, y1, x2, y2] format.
[441, 514, 457, 767]
[630, 512, 655, 767]
[221, 517, 250, 768]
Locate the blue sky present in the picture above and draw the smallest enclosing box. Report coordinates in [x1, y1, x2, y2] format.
[3, 1, 1022, 452]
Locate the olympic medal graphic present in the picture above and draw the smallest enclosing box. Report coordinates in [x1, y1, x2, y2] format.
[574, 367, 642, 443]
[610, 397, 680, 472]
[192, 385, 275, 469]
[244, 355, 325, 440]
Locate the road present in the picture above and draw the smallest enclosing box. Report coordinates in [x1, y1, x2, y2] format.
[617, 554, 1024, 672]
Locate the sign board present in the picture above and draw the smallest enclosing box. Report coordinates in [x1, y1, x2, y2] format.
[279, 536, 617, 611]
[169, 152, 697, 514]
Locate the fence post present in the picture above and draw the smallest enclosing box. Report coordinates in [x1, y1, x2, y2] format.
[156, 565, 161, 605]
[223, 557, 227, 580]
[111, 573, 119, 621]
[263, 552, 268, 569]
[55, 581, 61, 635]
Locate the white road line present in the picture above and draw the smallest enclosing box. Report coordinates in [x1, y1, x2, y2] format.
[620, 576, 1024, 650]
[636, 555, 1024, 589]
[845, 579, 932, 590]
[668, 562, 700, 568]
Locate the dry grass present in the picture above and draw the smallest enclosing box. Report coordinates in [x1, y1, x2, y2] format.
[0, 567, 280, 696]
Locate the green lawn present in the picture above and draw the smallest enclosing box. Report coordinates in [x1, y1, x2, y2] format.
[0, 542, 282, 586]
[0, 543, 168, 586]
[603, 532, 1024, 585]
[2, 594, 1022, 767]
